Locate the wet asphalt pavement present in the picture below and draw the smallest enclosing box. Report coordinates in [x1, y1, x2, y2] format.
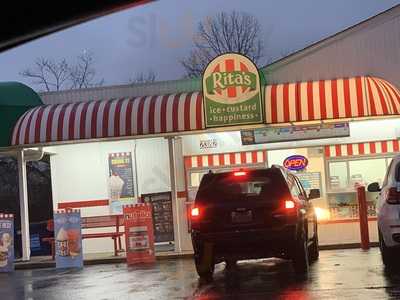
[1, 248, 400, 299]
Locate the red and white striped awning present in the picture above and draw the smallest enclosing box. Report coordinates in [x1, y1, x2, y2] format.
[265, 76, 400, 123]
[184, 150, 267, 169]
[324, 140, 400, 158]
[11, 92, 204, 145]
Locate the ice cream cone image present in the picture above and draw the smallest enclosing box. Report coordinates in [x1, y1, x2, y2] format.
[67, 229, 81, 257]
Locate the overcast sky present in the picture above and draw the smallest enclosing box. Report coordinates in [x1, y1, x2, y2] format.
[0, 0, 399, 91]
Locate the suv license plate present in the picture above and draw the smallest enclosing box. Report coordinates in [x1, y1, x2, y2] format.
[231, 210, 253, 223]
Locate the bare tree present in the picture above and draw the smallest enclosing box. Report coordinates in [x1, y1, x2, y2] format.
[181, 11, 265, 78]
[129, 70, 157, 84]
[20, 58, 70, 91]
[20, 52, 104, 91]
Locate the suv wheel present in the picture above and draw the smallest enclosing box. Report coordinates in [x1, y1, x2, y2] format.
[379, 229, 395, 267]
[292, 228, 309, 274]
[194, 242, 215, 280]
[308, 222, 319, 262]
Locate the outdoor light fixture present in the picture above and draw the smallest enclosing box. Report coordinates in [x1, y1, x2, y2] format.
[233, 171, 247, 177]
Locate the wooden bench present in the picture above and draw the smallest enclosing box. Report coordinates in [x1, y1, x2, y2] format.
[43, 214, 124, 259]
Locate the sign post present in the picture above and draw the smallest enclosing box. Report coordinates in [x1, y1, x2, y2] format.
[0, 214, 14, 272]
[123, 204, 155, 265]
[54, 209, 83, 269]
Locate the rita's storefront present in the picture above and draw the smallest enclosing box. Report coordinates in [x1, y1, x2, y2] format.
[4, 54, 400, 259]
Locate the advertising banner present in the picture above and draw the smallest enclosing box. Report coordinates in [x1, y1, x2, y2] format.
[108, 152, 136, 214]
[142, 192, 174, 243]
[0, 214, 14, 272]
[54, 209, 83, 269]
[202, 53, 263, 128]
[123, 204, 155, 265]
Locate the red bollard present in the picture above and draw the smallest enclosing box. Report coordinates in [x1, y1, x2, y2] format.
[357, 186, 370, 250]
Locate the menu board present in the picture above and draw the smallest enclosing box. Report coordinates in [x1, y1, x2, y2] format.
[108, 152, 135, 214]
[141, 192, 174, 243]
[296, 172, 322, 194]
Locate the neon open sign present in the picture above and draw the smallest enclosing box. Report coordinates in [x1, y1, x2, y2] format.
[283, 155, 308, 171]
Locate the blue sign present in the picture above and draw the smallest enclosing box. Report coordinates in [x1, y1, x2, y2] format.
[0, 214, 14, 272]
[54, 210, 83, 269]
[283, 155, 308, 171]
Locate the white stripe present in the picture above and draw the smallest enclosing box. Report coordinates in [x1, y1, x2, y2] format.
[325, 80, 334, 119]
[119, 98, 130, 136]
[154, 96, 163, 133]
[246, 152, 252, 163]
[383, 81, 400, 113]
[312, 81, 321, 120]
[39, 106, 51, 143]
[361, 77, 369, 116]
[74, 103, 85, 139]
[265, 86, 273, 123]
[375, 79, 393, 113]
[349, 78, 359, 116]
[18, 110, 34, 144]
[257, 151, 263, 163]
[189, 93, 198, 130]
[329, 146, 336, 157]
[191, 156, 197, 168]
[28, 107, 41, 144]
[340, 145, 347, 156]
[375, 142, 382, 154]
[369, 79, 384, 115]
[131, 97, 142, 135]
[364, 143, 370, 155]
[288, 83, 297, 121]
[213, 155, 219, 166]
[235, 153, 241, 165]
[300, 82, 308, 120]
[388, 141, 394, 153]
[166, 95, 175, 132]
[178, 93, 186, 131]
[142, 96, 152, 134]
[224, 154, 230, 165]
[337, 79, 346, 118]
[276, 84, 284, 122]
[11, 112, 25, 145]
[96, 100, 107, 138]
[107, 100, 118, 137]
[353, 144, 359, 156]
[51, 104, 65, 142]
[202, 156, 208, 167]
[85, 102, 96, 139]
[62, 104, 73, 141]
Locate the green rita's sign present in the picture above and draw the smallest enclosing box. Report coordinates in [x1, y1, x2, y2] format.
[202, 53, 263, 128]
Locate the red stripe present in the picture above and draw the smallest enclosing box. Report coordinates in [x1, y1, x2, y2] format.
[184, 157, 192, 169]
[80, 102, 90, 139]
[331, 79, 339, 118]
[240, 152, 246, 164]
[225, 59, 237, 98]
[196, 93, 203, 130]
[394, 140, 399, 152]
[229, 153, 236, 165]
[58, 199, 109, 209]
[324, 146, 330, 157]
[148, 96, 157, 133]
[252, 151, 258, 163]
[358, 143, 365, 155]
[196, 156, 203, 167]
[369, 142, 376, 154]
[307, 81, 314, 120]
[366, 78, 377, 115]
[125, 99, 134, 136]
[355, 77, 364, 117]
[14, 111, 29, 145]
[382, 81, 400, 114]
[68, 103, 80, 140]
[137, 97, 146, 135]
[34, 107, 44, 143]
[46, 105, 58, 142]
[160, 95, 169, 133]
[184, 94, 191, 131]
[381, 141, 388, 153]
[346, 144, 353, 156]
[335, 145, 342, 156]
[271, 85, 278, 123]
[295, 82, 301, 121]
[57, 105, 68, 141]
[283, 84, 290, 121]
[207, 155, 213, 166]
[172, 94, 180, 131]
[91, 101, 101, 138]
[177, 191, 188, 198]
[343, 78, 351, 117]
[114, 99, 123, 137]
[219, 154, 225, 166]
[24, 109, 37, 144]
[319, 80, 327, 119]
[381, 81, 399, 114]
[371, 78, 389, 115]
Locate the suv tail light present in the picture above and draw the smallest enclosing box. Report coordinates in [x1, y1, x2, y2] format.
[191, 207, 200, 218]
[386, 188, 400, 204]
[285, 200, 295, 209]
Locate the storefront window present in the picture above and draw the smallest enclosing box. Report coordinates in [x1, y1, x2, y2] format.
[328, 161, 348, 190]
[190, 171, 208, 188]
[348, 158, 386, 188]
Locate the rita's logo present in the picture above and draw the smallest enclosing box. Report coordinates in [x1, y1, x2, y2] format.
[202, 53, 263, 128]
[283, 155, 308, 171]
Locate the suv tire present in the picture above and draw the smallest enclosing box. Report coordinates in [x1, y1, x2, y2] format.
[292, 228, 309, 274]
[308, 222, 319, 262]
[379, 229, 396, 267]
[194, 242, 215, 280]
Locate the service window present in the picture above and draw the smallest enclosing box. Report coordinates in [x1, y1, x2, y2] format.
[328, 161, 348, 190]
[348, 158, 386, 188]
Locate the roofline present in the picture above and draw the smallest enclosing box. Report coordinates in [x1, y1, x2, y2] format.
[262, 4, 400, 73]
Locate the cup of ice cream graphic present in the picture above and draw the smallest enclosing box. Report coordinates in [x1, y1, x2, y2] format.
[67, 229, 81, 257]
[0, 233, 11, 267]
[56, 227, 69, 257]
[109, 172, 124, 201]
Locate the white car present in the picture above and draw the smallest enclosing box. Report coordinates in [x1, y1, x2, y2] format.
[368, 155, 400, 267]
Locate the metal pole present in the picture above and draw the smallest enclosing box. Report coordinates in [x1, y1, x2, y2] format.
[168, 137, 182, 253]
[17, 150, 30, 261]
[357, 186, 370, 250]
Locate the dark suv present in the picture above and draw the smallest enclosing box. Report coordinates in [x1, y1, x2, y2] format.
[190, 165, 320, 279]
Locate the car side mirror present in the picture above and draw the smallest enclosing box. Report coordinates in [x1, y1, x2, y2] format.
[367, 182, 381, 192]
[308, 189, 321, 200]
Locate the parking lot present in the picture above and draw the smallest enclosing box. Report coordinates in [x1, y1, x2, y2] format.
[1, 247, 400, 299]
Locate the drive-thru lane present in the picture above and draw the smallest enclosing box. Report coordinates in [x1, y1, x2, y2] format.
[1, 248, 400, 299]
